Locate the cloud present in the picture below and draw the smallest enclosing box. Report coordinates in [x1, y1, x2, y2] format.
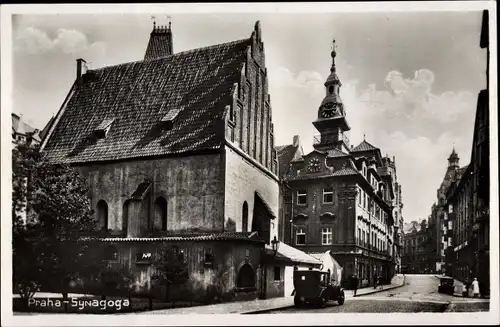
[269, 67, 324, 98]
[14, 26, 106, 56]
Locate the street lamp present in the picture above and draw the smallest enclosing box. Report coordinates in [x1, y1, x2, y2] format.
[271, 236, 280, 256]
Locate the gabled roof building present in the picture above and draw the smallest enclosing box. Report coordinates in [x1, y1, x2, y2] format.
[41, 21, 317, 302]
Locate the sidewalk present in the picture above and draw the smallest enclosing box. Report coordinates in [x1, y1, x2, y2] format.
[135, 274, 406, 315]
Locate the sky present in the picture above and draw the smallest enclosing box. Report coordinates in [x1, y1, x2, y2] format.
[10, 11, 487, 224]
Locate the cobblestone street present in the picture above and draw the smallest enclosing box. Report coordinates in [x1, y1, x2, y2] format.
[262, 274, 489, 313]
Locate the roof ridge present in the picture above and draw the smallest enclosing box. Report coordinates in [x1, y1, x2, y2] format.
[90, 38, 251, 72]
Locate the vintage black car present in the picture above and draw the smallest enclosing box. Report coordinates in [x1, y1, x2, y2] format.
[292, 269, 345, 308]
[437, 276, 455, 295]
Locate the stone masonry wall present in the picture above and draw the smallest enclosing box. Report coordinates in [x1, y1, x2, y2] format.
[76, 153, 225, 236]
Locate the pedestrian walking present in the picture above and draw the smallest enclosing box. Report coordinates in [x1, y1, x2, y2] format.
[463, 278, 469, 297]
[352, 274, 359, 296]
[373, 275, 377, 289]
[472, 278, 480, 298]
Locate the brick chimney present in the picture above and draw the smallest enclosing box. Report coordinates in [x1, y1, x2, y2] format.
[76, 58, 86, 85]
[293, 135, 300, 148]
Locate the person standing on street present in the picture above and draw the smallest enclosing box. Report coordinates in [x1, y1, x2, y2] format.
[352, 274, 359, 296]
[472, 277, 480, 298]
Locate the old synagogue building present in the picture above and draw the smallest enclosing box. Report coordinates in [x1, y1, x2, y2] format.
[40, 21, 320, 302]
[276, 41, 403, 288]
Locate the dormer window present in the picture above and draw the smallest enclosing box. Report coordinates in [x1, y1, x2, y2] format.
[160, 108, 181, 130]
[94, 118, 114, 138]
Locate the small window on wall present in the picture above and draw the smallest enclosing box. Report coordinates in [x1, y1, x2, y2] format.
[274, 266, 281, 281]
[296, 228, 306, 245]
[321, 227, 333, 245]
[323, 187, 334, 204]
[297, 190, 307, 205]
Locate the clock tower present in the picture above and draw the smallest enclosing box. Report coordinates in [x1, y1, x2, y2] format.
[312, 39, 351, 153]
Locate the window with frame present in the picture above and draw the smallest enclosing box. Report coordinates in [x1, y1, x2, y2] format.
[296, 228, 306, 245]
[323, 187, 334, 204]
[358, 188, 363, 205]
[297, 190, 307, 205]
[358, 228, 361, 245]
[321, 227, 333, 245]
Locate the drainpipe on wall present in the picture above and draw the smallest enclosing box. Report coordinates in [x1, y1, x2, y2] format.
[284, 181, 294, 245]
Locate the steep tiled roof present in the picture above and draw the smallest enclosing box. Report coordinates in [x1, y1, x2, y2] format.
[42, 38, 251, 164]
[84, 231, 264, 243]
[40, 116, 55, 141]
[285, 157, 359, 180]
[326, 148, 349, 158]
[351, 140, 379, 152]
[276, 144, 299, 177]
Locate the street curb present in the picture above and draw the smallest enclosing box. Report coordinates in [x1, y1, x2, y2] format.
[353, 276, 406, 298]
[241, 304, 295, 315]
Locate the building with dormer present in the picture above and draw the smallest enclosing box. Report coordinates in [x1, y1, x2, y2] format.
[276, 41, 400, 288]
[40, 21, 320, 302]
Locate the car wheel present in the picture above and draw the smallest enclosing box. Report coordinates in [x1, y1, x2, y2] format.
[338, 291, 345, 305]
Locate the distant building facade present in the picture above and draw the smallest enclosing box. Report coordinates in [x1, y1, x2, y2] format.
[276, 41, 399, 288]
[401, 220, 430, 274]
[12, 113, 41, 146]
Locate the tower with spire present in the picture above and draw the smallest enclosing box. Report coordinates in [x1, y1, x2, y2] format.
[312, 39, 351, 153]
[447, 146, 460, 170]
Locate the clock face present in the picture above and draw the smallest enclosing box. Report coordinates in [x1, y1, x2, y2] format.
[307, 157, 321, 173]
[321, 103, 337, 118]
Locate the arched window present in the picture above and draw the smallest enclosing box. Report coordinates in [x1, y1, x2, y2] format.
[236, 264, 255, 288]
[122, 200, 130, 235]
[154, 197, 168, 231]
[96, 200, 108, 231]
[242, 201, 248, 232]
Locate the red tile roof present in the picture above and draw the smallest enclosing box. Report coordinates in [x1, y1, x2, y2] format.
[42, 38, 252, 164]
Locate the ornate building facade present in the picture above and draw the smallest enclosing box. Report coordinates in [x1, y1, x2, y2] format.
[277, 41, 400, 288]
[445, 9, 490, 297]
